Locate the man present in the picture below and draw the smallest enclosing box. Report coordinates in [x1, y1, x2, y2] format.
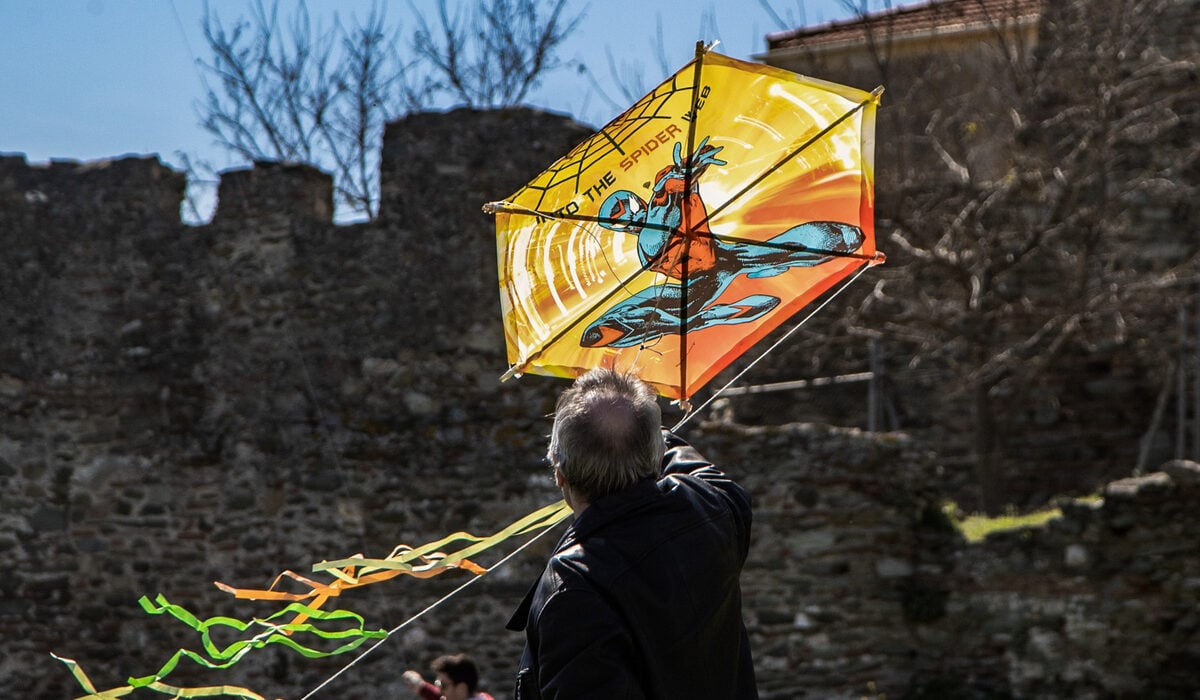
[402, 654, 495, 700]
[507, 368, 757, 699]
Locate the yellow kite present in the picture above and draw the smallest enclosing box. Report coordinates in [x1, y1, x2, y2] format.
[487, 43, 884, 404]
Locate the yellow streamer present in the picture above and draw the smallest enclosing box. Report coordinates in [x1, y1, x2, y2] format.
[52, 653, 272, 700]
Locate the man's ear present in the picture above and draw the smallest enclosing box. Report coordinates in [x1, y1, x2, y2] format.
[554, 466, 567, 489]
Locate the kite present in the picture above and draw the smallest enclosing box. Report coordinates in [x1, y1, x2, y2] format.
[486, 42, 884, 404]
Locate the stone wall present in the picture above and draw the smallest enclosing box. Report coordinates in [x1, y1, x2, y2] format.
[747, 0, 1200, 513]
[918, 462, 1200, 698]
[1, 109, 1197, 699]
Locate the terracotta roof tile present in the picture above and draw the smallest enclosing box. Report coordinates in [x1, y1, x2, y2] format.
[766, 0, 1044, 49]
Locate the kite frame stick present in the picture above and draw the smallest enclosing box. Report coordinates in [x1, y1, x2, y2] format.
[677, 40, 709, 407]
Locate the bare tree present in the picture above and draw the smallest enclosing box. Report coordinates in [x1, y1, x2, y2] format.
[759, 0, 1197, 512]
[198, 0, 405, 220]
[757, 0, 897, 33]
[410, 0, 581, 108]
[197, 0, 579, 220]
[857, 0, 1198, 511]
[580, 16, 678, 115]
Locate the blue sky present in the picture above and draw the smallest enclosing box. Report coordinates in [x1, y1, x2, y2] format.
[0, 1, 899, 219]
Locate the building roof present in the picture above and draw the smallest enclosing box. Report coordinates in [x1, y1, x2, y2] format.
[765, 0, 1043, 50]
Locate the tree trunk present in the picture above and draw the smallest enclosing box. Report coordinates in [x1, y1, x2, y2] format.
[972, 379, 1004, 515]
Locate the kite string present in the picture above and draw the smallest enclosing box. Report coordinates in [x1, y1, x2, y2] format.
[296, 517, 565, 700]
[672, 258, 879, 432]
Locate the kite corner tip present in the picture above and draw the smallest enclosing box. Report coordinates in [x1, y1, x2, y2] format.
[870, 85, 885, 103]
[500, 366, 522, 382]
[482, 201, 504, 215]
[870, 250, 887, 266]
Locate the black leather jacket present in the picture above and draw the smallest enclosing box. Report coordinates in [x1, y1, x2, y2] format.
[507, 431, 757, 699]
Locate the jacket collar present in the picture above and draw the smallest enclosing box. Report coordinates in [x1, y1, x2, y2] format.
[505, 476, 661, 632]
[561, 476, 660, 545]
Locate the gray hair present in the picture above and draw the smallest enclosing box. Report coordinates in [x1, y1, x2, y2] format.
[547, 369, 665, 501]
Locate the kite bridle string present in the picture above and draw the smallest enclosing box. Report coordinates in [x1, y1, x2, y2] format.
[672, 257, 879, 432]
[297, 519, 565, 699]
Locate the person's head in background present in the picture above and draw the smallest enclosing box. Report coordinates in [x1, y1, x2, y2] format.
[431, 653, 480, 700]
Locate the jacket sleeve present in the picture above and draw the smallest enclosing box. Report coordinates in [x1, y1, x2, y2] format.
[660, 429, 753, 559]
[533, 589, 648, 700]
[660, 429, 713, 477]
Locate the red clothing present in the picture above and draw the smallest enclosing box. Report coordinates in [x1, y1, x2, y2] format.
[647, 193, 718, 279]
[413, 680, 495, 700]
[415, 680, 438, 700]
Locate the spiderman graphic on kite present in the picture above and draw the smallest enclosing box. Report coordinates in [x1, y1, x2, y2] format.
[584, 136, 865, 349]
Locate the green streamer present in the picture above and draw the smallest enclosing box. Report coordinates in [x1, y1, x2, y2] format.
[128, 595, 386, 686]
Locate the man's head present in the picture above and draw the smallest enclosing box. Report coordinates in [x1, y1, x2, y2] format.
[548, 369, 664, 506]
[430, 653, 479, 700]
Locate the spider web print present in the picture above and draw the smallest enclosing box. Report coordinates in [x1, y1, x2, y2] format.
[517, 68, 696, 209]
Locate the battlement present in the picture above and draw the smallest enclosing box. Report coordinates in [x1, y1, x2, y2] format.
[0, 153, 185, 228]
[212, 159, 332, 225]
